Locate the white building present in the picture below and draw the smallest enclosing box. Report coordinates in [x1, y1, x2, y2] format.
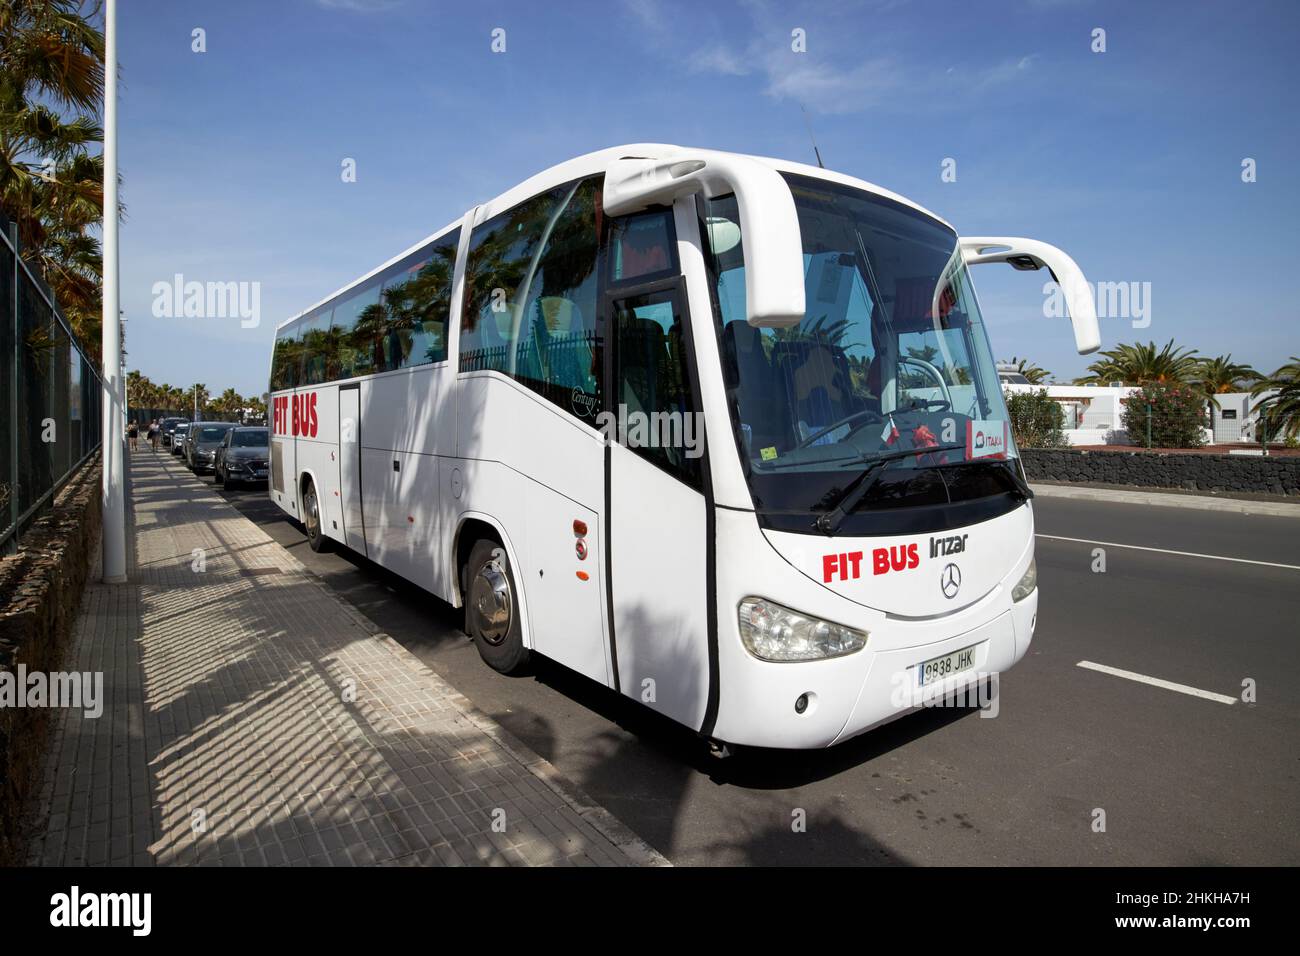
[1002, 384, 1272, 447]
[1003, 383, 1134, 446]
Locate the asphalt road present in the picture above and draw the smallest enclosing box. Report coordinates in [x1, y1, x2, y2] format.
[201, 461, 1299, 866]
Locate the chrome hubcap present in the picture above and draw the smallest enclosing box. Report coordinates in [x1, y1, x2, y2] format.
[469, 553, 512, 646]
[305, 488, 319, 537]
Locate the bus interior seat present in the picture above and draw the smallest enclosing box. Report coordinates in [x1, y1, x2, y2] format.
[721, 319, 789, 454]
[771, 340, 869, 444]
[619, 315, 667, 421]
[537, 296, 595, 391]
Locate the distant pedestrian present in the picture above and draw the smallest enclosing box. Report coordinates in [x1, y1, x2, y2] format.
[127, 420, 139, 451]
[148, 419, 160, 450]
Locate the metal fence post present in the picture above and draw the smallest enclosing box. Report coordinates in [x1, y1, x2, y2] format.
[1261, 408, 1269, 457]
[1146, 404, 1152, 449]
[8, 220, 19, 548]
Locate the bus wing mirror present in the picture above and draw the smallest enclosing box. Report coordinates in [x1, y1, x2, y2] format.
[603, 152, 806, 327]
[960, 236, 1101, 354]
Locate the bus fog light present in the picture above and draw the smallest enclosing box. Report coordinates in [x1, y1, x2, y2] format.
[738, 597, 867, 662]
[795, 693, 808, 713]
[1012, 558, 1037, 602]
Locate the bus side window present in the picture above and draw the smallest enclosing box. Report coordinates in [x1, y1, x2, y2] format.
[272, 324, 299, 390]
[298, 308, 333, 386]
[460, 177, 603, 421]
[375, 227, 460, 372]
[330, 279, 383, 379]
[608, 211, 676, 283]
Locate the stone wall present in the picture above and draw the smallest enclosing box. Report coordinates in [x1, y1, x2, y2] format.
[0, 455, 102, 865]
[1021, 448, 1300, 496]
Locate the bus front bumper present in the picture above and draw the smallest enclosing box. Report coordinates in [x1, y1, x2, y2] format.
[827, 589, 1035, 747]
[711, 584, 1037, 751]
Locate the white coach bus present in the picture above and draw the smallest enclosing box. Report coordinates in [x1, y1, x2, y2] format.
[268, 144, 1100, 750]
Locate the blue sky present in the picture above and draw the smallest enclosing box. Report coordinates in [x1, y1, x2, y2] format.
[116, 0, 1300, 397]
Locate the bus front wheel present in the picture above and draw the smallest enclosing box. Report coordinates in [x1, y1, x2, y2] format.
[464, 538, 529, 674]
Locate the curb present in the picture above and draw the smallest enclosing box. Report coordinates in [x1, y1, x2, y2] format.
[1029, 482, 1300, 518]
[171, 456, 671, 867]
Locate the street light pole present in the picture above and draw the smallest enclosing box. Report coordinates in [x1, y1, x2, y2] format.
[100, 0, 126, 584]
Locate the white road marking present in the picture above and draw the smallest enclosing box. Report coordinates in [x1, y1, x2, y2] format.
[1035, 533, 1300, 571]
[1076, 661, 1238, 705]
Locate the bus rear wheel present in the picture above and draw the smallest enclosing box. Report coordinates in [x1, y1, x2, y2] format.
[303, 479, 330, 553]
[464, 539, 529, 674]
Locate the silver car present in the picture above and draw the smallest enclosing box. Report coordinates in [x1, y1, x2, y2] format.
[170, 422, 191, 455]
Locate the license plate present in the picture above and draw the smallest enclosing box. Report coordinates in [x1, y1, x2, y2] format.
[254, 469, 267, 477]
[918, 643, 978, 685]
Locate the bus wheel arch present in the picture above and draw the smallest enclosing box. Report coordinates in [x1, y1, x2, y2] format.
[299, 471, 330, 553]
[454, 514, 533, 661]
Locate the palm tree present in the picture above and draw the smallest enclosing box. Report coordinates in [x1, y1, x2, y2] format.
[211, 387, 242, 418]
[1, 0, 108, 354]
[1250, 357, 1300, 442]
[1002, 356, 1051, 384]
[1076, 339, 1200, 385]
[1194, 355, 1260, 428]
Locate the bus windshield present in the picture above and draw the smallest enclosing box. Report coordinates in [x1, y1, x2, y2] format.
[704, 173, 1020, 529]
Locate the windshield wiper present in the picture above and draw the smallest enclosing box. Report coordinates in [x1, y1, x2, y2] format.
[930, 456, 1035, 501]
[813, 443, 966, 536]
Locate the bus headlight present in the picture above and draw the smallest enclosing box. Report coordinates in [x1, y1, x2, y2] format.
[1012, 558, 1037, 602]
[738, 597, 867, 662]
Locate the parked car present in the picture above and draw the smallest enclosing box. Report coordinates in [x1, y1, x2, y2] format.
[160, 417, 188, 446]
[186, 422, 237, 473]
[214, 426, 270, 488]
[170, 422, 191, 455]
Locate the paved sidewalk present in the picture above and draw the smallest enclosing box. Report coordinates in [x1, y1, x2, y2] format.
[27, 448, 666, 867]
[1030, 481, 1300, 518]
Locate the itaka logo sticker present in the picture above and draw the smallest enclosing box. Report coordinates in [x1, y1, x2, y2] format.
[966, 419, 1008, 460]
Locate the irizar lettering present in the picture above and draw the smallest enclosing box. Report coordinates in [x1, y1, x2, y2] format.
[929, 534, 968, 559]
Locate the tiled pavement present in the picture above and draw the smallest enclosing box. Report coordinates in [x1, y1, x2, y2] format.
[26, 448, 667, 867]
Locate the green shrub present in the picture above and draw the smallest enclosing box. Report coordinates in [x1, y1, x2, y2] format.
[1122, 383, 1207, 448]
[1005, 389, 1067, 448]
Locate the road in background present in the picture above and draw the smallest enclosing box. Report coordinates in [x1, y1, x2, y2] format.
[215, 475, 1299, 865]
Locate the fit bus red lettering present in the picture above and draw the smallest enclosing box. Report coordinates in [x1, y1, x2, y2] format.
[872, 543, 919, 575]
[822, 551, 863, 583]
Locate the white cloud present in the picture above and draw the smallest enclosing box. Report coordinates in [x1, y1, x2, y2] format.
[622, 0, 1038, 115]
[315, 0, 401, 12]
[762, 56, 901, 112]
[690, 45, 752, 77]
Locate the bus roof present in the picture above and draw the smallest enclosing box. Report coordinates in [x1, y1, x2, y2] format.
[274, 143, 954, 333]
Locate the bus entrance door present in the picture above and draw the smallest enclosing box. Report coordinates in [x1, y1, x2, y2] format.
[606, 280, 712, 732]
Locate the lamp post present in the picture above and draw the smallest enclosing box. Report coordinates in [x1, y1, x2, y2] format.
[100, 0, 126, 583]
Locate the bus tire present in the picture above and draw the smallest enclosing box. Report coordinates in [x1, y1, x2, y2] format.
[302, 478, 331, 553]
[464, 538, 529, 674]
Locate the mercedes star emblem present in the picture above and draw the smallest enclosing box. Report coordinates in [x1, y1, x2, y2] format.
[940, 563, 962, 599]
